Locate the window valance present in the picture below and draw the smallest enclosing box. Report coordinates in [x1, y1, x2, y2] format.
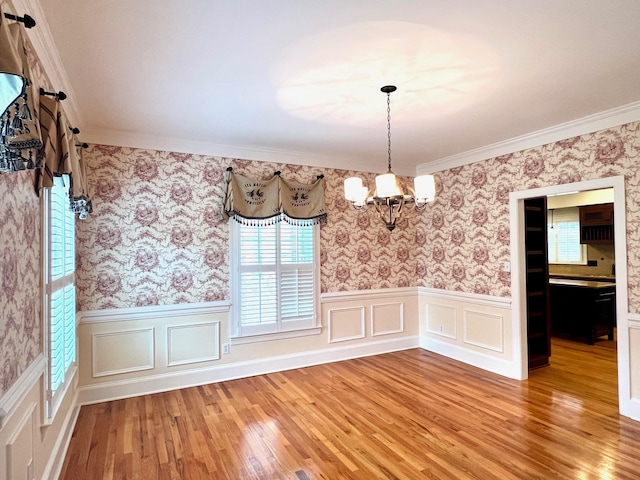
[1, 10, 42, 171]
[37, 96, 92, 219]
[223, 168, 327, 226]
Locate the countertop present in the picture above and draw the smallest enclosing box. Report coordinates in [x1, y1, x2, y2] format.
[549, 278, 616, 289]
[549, 273, 616, 282]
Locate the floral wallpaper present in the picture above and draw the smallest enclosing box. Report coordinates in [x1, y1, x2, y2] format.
[76, 148, 420, 311]
[77, 121, 640, 313]
[417, 121, 640, 312]
[0, 9, 51, 397]
[0, 171, 41, 397]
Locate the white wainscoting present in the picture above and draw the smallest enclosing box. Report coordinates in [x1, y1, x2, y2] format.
[425, 303, 457, 339]
[92, 328, 155, 377]
[5, 402, 36, 480]
[418, 287, 517, 379]
[167, 321, 220, 367]
[327, 306, 366, 343]
[77, 292, 420, 406]
[463, 309, 504, 353]
[371, 302, 404, 336]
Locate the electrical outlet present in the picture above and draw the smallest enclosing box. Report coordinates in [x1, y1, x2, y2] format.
[439, 325, 444, 332]
[222, 343, 230, 355]
[502, 262, 511, 272]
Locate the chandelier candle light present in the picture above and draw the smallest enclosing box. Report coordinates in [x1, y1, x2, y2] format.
[344, 85, 436, 232]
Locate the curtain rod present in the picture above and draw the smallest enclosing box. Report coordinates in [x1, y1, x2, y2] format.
[4, 12, 36, 28]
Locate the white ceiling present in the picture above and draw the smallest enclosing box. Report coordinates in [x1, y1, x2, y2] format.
[26, 0, 640, 175]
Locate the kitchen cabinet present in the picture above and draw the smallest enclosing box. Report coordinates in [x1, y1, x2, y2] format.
[580, 203, 614, 244]
[549, 278, 615, 344]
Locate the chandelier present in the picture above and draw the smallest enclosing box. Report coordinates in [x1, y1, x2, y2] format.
[343, 85, 435, 232]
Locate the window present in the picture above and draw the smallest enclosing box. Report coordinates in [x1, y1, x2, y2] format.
[548, 207, 587, 264]
[43, 175, 77, 421]
[231, 220, 320, 341]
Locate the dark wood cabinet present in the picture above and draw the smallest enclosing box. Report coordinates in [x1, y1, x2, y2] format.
[580, 203, 614, 244]
[549, 280, 615, 344]
[524, 197, 550, 369]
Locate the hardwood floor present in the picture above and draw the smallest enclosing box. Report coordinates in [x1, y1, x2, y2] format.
[59, 338, 640, 479]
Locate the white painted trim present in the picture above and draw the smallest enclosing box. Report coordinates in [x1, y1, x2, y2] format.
[628, 313, 640, 324]
[462, 310, 504, 353]
[370, 302, 404, 336]
[11, 0, 83, 128]
[5, 402, 36, 477]
[77, 336, 419, 405]
[166, 321, 220, 367]
[327, 306, 366, 343]
[230, 326, 322, 345]
[80, 127, 403, 175]
[91, 328, 155, 377]
[78, 300, 231, 324]
[509, 176, 632, 414]
[0, 354, 44, 429]
[417, 101, 640, 174]
[419, 336, 520, 379]
[418, 287, 511, 308]
[41, 391, 81, 480]
[322, 287, 418, 303]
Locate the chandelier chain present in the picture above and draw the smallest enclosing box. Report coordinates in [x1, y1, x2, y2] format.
[387, 91, 392, 171]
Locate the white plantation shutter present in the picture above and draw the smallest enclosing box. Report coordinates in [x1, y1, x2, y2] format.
[548, 207, 586, 264]
[233, 220, 318, 337]
[45, 175, 77, 420]
[280, 222, 314, 326]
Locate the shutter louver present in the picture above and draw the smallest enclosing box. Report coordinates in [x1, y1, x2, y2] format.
[50, 288, 65, 393]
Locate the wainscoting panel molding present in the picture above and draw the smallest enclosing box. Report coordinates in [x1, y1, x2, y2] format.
[419, 289, 517, 379]
[5, 402, 36, 480]
[328, 306, 366, 343]
[167, 322, 220, 367]
[371, 302, 404, 337]
[425, 303, 457, 339]
[463, 310, 504, 353]
[92, 328, 155, 378]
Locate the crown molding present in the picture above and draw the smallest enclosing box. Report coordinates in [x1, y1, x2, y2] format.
[9, 0, 83, 128]
[81, 127, 397, 175]
[417, 101, 640, 175]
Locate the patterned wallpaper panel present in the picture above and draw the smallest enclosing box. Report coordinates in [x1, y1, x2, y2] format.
[0, 171, 41, 397]
[75, 148, 421, 311]
[417, 122, 640, 312]
[0, 14, 52, 397]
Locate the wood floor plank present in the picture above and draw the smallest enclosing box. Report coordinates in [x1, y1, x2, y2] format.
[59, 337, 640, 479]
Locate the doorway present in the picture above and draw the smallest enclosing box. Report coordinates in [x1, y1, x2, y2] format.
[510, 175, 633, 418]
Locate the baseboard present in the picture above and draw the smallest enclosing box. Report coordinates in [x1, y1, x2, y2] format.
[419, 335, 520, 380]
[77, 336, 419, 405]
[620, 397, 640, 422]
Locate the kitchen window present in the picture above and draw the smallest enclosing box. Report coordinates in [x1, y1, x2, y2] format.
[548, 207, 587, 264]
[230, 220, 321, 342]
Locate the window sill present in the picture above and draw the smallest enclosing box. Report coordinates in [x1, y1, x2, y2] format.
[230, 326, 322, 345]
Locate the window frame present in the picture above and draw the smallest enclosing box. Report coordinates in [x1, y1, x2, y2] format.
[230, 219, 321, 344]
[547, 207, 588, 265]
[42, 175, 77, 423]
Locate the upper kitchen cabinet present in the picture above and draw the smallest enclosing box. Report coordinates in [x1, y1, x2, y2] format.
[580, 203, 614, 244]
